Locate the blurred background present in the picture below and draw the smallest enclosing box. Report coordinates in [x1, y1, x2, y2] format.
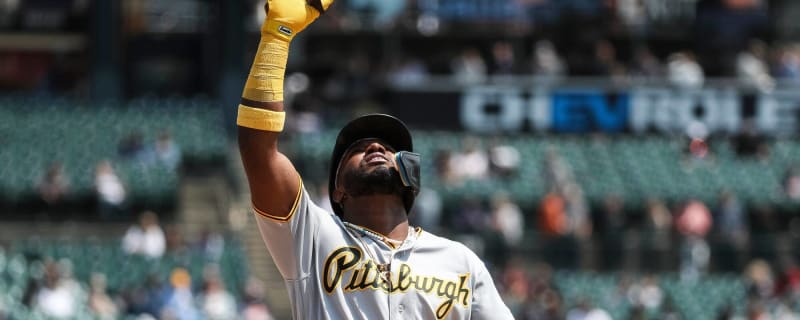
[1, 0, 800, 319]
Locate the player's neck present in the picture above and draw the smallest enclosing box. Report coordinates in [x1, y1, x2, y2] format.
[342, 195, 409, 241]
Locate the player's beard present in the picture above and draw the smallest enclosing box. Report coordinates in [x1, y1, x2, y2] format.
[340, 165, 405, 198]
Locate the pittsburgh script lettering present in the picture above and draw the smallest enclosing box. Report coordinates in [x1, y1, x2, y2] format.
[322, 246, 472, 319]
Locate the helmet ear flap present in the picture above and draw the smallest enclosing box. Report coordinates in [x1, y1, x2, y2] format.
[395, 151, 421, 196]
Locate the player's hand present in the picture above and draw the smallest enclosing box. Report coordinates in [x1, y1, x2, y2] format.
[262, 0, 335, 41]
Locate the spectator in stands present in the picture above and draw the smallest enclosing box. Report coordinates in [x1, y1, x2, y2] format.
[615, 0, 646, 32]
[772, 45, 800, 83]
[667, 51, 704, 88]
[530, 40, 566, 78]
[773, 300, 799, 319]
[714, 191, 749, 250]
[605, 274, 633, 312]
[595, 194, 626, 269]
[490, 41, 521, 76]
[484, 192, 523, 269]
[518, 263, 563, 319]
[539, 191, 567, 237]
[87, 273, 118, 319]
[490, 191, 524, 246]
[194, 228, 225, 262]
[449, 136, 490, 182]
[147, 130, 182, 170]
[32, 259, 80, 319]
[434, 149, 459, 187]
[775, 255, 800, 298]
[565, 298, 592, 320]
[676, 200, 712, 281]
[744, 259, 774, 300]
[122, 211, 166, 259]
[566, 299, 612, 320]
[197, 265, 237, 320]
[563, 183, 590, 238]
[589, 39, 626, 81]
[241, 277, 275, 320]
[118, 131, 147, 163]
[95, 160, 127, 219]
[627, 275, 664, 311]
[488, 137, 521, 179]
[684, 121, 714, 165]
[543, 147, 570, 192]
[36, 162, 71, 210]
[629, 45, 663, 78]
[645, 198, 673, 267]
[737, 39, 774, 90]
[122, 273, 163, 317]
[500, 259, 530, 317]
[782, 166, 800, 199]
[160, 268, 201, 320]
[451, 47, 487, 84]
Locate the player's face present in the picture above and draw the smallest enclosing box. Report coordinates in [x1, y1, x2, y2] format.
[337, 139, 404, 198]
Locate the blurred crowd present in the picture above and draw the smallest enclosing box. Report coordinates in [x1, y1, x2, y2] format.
[33, 130, 182, 220]
[425, 134, 796, 267]
[493, 256, 800, 320]
[1, 211, 273, 320]
[288, 0, 791, 92]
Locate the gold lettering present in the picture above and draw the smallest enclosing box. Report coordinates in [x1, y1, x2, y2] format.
[457, 274, 471, 306]
[321, 249, 473, 315]
[436, 299, 455, 319]
[344, 264, 362, 291]
[397, 264, 412, 292]
[322, 247, 361, 293]
[415, 275, 433, 292]
[443, 282, 456, 299]
[431, 278, 444, 295]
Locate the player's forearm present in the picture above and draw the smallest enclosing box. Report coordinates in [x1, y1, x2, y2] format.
[241, 34, 289, 109]
[237, 34, 290, 143]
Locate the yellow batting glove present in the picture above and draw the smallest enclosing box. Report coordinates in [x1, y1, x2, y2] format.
[262, 0, 336, 42]
[240, 0, 334, 105]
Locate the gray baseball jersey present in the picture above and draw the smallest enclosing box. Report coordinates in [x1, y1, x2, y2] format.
[253, 182, 515, 319]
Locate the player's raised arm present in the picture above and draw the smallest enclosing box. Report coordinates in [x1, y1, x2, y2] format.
[237, 0, 333, 218]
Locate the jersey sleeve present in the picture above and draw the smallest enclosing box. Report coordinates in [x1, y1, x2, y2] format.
[252, 179, 335, 281]
[469, 256, 515, 319]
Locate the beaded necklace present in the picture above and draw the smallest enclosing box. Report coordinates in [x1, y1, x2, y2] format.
[342, 221, 413, 287]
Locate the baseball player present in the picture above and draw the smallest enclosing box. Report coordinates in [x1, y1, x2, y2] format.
[236, 0, 514, 319]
